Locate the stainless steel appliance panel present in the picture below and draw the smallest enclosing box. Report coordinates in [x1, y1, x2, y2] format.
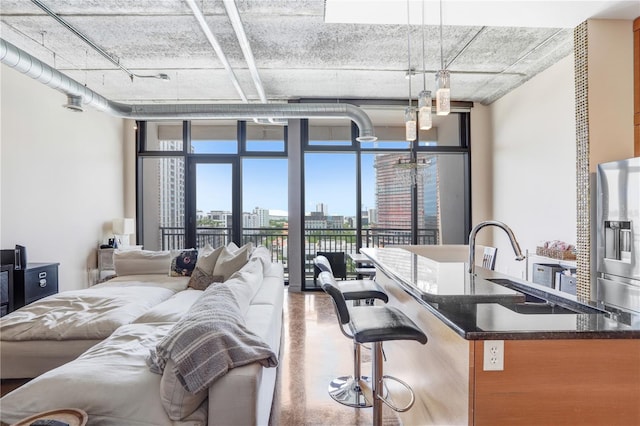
[596, 276, 640, 313]
[596, 157, 640, 281]
[596, 157, 640, 313]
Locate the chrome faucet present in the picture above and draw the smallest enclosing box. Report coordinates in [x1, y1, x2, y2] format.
[468, 220, 525, 274]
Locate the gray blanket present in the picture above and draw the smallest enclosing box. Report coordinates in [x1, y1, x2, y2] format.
[147, 282, 278, 394]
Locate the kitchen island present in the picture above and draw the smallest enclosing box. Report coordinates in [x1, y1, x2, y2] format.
[360, 246, 640, 426]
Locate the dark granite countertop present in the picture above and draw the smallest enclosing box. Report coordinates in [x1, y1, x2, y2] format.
[360, 247, 640, 340]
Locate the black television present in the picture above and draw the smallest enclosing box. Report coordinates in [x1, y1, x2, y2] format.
[0, 245, 27, 270]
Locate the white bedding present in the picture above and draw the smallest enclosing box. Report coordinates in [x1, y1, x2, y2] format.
[0, 275, 190, 341]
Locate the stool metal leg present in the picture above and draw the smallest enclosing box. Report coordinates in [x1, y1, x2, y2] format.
[372, 341, 384, 426]
[327, 297, 373, 408]
[328, 342, 372, 407]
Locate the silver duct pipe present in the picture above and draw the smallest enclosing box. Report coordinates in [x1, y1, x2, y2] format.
[0, 38, 377, 142]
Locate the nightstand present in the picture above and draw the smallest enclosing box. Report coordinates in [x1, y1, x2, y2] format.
[98, 248, 116, 279]
[12, 263, 59, 309]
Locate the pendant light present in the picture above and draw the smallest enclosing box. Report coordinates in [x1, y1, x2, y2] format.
[405, 0, 416, 141]
[405, 106, 417, 142]
[435, 0, 450, 116]
[418, 0, 432, 130]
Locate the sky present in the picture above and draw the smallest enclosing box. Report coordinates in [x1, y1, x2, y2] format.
[193, 140, 376, 216]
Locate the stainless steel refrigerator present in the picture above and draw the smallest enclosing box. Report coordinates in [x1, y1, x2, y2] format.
[596, 156, 640, 314]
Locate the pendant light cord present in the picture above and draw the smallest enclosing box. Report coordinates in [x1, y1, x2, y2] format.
[422, 0, 426, 90]
[407, 0, 412, 107]
[439, 0, 444, 70]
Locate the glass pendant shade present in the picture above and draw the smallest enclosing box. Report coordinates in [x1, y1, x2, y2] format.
[435, 70, 451, 116]
[418, 90, 432, 130]
[404, 107, 417, 141]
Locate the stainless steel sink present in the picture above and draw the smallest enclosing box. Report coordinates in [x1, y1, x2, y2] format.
[487, 278, 607, 315]
[510, 302, 582, 315]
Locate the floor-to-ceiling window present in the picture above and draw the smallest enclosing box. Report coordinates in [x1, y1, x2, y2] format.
[136, 101, 470, 290]
[241, 122, 289, 268]
[137, 120, 288, 272]
[301, 103, 470, 289]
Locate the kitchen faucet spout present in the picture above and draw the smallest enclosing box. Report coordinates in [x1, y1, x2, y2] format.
[469, 220, 525, 274]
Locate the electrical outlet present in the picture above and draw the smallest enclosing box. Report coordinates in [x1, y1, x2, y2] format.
[483, 340, 504, 371]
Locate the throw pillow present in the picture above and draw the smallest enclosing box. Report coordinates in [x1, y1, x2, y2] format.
[187, 269, 224, 291]
[198, 243, 215, 258]
[194, 245, 224, 274]
[187, 245, 225, 290]
[169, 249, 198, 277]
[212, 243, 253, 281]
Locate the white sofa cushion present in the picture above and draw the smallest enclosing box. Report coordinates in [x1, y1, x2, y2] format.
[113, 250, 172, 276]
[225, 258, 264, 316]
[133, 289, 203, 324]
[0, 323, 207, 426]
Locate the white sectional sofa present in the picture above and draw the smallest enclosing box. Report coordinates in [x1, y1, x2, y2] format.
[0, 245, 284, 426]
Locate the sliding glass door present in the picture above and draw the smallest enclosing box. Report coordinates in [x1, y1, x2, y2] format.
[189, 161, 235, 249]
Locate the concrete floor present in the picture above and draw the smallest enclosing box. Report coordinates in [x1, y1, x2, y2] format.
[270, 289, 401, 426]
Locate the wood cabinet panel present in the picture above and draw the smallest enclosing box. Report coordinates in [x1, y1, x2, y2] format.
[634, 17, 639, 156]
[473, 339, 640, 425]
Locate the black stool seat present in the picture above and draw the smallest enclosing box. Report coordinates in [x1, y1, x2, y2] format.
[315, 254, 387, 303]
[349, 306, 427, 344]
[339, 281, 388, 303]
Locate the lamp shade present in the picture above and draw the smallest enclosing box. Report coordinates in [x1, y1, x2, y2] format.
[404, 107, 417, 142]
[112, 218, 135, 235]
[418, 90, 432, 130]
[435, 70, 451, 116]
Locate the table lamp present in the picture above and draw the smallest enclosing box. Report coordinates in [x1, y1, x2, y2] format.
[112, 218, 135, 248]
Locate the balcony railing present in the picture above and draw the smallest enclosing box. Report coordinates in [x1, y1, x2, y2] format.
[159, 226, 438, 279]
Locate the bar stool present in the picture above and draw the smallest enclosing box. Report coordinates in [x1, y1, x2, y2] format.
[314, 255, 386, 304]
[319, 271, 427, 426]
[314, 255, 388, 408]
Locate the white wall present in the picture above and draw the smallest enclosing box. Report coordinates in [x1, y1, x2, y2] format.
[470, 103, 494, 243]
[1, 65, 126, 290]
[488, 54, 577, 278]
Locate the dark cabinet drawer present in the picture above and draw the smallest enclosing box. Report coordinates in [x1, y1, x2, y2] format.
[24, 265, 58, 305]
[13, 263, 59, 309]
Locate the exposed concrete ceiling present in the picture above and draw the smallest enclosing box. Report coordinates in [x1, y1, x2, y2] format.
[0, 0, 637, 112]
